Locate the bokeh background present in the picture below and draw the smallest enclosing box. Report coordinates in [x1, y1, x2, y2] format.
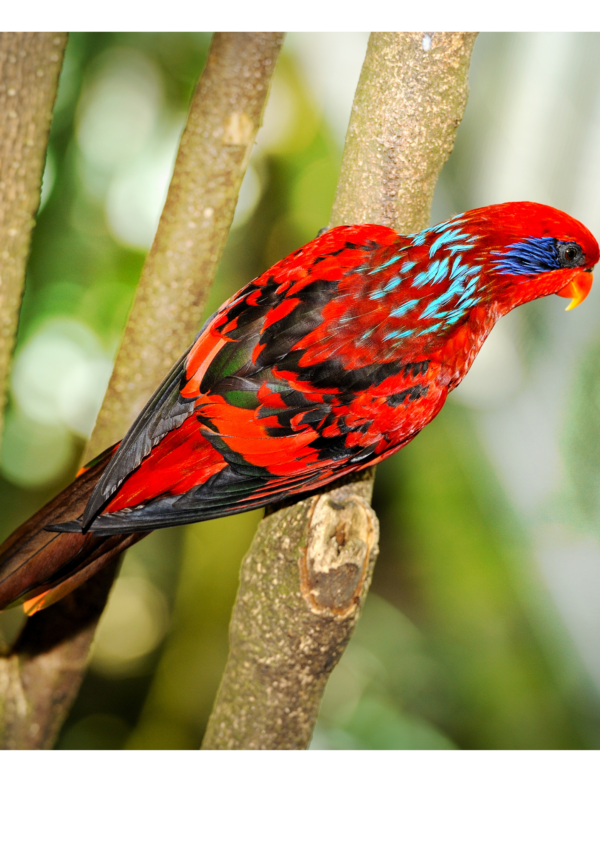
[1, 32, 600, 749]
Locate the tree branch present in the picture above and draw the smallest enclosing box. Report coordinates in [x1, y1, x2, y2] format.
[84, 32, 284, 462]
[0, 32, 284, 750]
[0, 33, 67, 442]
[202, 31, 477, 750]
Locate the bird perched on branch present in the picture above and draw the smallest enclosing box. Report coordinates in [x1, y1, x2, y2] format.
[0, 201, 597, 615]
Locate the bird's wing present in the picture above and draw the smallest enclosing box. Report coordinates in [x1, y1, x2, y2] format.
[80, 345, 196, 527]
[71, 225, 445, 535]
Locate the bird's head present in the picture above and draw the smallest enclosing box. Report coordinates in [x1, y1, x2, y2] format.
[372, 202, 599, 353]
[458, 201, 599, 314]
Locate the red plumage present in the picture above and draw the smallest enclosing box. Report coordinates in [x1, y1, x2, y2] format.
[0, 202, 597, 613]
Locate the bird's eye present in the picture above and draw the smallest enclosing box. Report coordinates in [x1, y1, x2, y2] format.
[558, 241, 585, 268]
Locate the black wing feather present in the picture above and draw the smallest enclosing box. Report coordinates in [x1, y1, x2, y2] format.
[81, 346, 194, 528]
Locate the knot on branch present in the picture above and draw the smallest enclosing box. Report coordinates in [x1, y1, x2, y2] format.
[300, 493, 378, 619]
[223, 111, 254, 146]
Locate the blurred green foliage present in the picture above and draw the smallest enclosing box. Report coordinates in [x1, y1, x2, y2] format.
[1, 33, 600, 749]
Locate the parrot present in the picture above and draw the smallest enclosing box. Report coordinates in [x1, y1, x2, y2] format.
[0, 201, 597, 616]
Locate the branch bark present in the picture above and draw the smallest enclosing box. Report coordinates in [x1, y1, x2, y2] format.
[85, 32, 284, 461]
[202, 31, 477, 750]
[0, 33, 67, 442]
[0, 32, 284, 750]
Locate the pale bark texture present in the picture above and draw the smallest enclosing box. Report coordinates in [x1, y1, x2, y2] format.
[0, 33, 67, 443]
[0, 32, 284, 750]
[202, 31, 477, 750]
[85, 32, 285, 461]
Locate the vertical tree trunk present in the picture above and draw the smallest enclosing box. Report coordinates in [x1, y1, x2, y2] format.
[0, 32, 284, 750]
[0, 33, 67, 442]
[202, 32, 477, 750]
[84, 33, 285, 461]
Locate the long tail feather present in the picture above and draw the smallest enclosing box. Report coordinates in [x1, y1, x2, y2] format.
[0, 448, 145, 614]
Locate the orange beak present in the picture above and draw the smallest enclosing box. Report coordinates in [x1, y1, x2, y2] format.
[556, 269, 594, 311]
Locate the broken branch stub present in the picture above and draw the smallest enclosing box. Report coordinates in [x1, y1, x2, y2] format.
[301, 492, 377, 619]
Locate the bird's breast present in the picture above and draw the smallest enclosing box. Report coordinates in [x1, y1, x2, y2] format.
[435, 305, 497, 390]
